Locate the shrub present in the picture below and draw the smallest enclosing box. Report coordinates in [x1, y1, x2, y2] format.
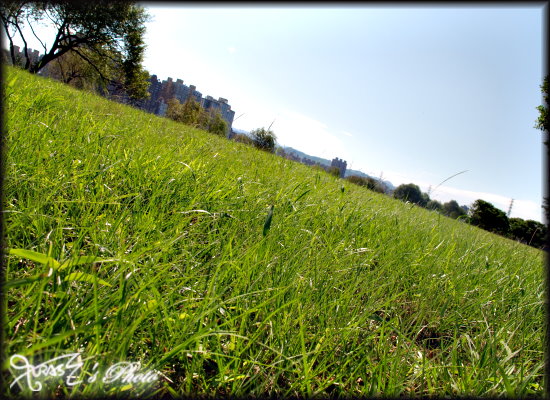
[328, 166, 341, 178]
[250, 127, 277, 153]
[207, 110, 228, 137]
[166, 98, 227, 136]
[426, 199, 443, 212]
[345, 175, 385, 193]
[441, 200, 466, 219]
[233, 133, 253, 145]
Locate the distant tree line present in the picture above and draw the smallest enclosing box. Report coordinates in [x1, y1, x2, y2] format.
[340, 178, 545, 250]
[345, 175, 386, 194]
[388, 183, 546, 250]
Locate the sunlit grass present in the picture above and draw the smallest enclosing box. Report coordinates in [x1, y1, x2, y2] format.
[3, 66, 545, 397]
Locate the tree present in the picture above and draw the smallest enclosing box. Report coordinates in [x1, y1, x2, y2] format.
[469, 199, 509, 235]
[0, 1, 150, 101]
[441, 200, 467, 219]
[393, 183, 427, 207]
[250, 127, 277, 153]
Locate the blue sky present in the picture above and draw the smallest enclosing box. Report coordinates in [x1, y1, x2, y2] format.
[140, 5, 544, 222]
[5, 5, 545, 222]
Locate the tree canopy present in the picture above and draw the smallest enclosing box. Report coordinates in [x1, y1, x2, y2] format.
[1, 1, 150, 100]
[469, 199, 510, 235]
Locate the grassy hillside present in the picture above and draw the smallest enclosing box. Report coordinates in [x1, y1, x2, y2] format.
[3, 66, 545, 397]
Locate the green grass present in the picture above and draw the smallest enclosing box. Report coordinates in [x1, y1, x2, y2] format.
[2, 66, 545, 397]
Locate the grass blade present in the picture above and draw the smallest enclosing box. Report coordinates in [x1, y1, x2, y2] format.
[64, 272, 112, 287]
[59, 256, 117, 271]
[9, 248, 60, 269]
[263, 205, 274, 236]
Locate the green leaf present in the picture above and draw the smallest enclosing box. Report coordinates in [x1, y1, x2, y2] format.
[263, 205, 274, 236]
[64, 272, 112, 287]
[58, 255, 116, 271]
[369, 314, 384, 323]
[294, 189, 311, 203]
[9, 248, 60, 269]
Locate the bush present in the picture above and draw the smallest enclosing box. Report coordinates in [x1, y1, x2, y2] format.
[345, 175, 386, 193]
[441, 200, 467, 219]
[426, 199, 443, 212]
[232, 133, 253, 145]
[166, 98, 227, 136]
[328, 166, 341, 178]
[250, 127, 277, 153]
[166, 98, 185, 122]
[207, 110, 228, 137]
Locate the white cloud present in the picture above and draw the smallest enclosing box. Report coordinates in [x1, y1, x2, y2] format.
[273, 110, 349, 160]
[227, 46, 236, 54]
[341, 130, 354, 137]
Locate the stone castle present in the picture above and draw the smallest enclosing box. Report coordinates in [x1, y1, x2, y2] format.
[3, 45, 235, 133]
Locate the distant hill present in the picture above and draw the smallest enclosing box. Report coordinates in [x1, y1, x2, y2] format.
[231, 128, 252, 137]
[282, 146, 395, 191]
[281, 146, 331, 167]
[232, 139, 396, 191]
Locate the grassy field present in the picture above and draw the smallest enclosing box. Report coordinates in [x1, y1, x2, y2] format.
[2, 66, 545, 397]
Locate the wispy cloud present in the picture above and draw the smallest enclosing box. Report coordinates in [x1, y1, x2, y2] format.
[231, 107, 347, 160]
[227, 46, 236, 54]
[341, 130, 353, 137]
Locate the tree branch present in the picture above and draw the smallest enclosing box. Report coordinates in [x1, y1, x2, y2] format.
[30, 17, 68, 73]
[71, 47, 112, 85]
[26, 14, 47, 53]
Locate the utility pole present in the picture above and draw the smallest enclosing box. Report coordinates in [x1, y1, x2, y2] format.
[507, 198, 514, 217]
